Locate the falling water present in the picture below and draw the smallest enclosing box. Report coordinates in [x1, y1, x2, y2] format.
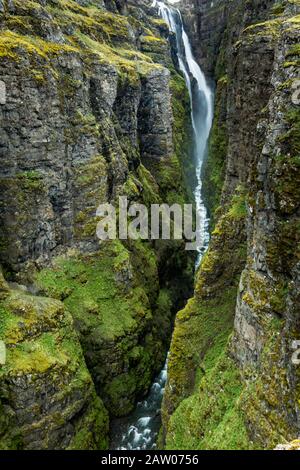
[157, 0, 213, 263]
[111, 0, 213, 450]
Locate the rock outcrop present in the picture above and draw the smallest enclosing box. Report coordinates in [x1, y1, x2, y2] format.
[162, 0, 300, 450]
[0, 0, 194, 448]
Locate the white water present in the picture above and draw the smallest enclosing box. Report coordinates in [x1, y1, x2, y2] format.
[110, 360, 168, 450]
[157, 0, 213, 263]
[111, 1, 213, 450]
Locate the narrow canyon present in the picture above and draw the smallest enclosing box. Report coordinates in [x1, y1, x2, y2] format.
[0, 0, 299, 451]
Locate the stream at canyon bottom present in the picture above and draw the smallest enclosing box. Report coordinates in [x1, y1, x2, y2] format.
[110, 0, 213, 450]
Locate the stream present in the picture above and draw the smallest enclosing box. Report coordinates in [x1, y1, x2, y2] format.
[110, 0, 213, 451]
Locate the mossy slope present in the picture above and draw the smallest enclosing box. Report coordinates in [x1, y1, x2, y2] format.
[0, 272, 108, 450]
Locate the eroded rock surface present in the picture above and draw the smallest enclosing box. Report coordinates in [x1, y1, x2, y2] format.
[162, 0, 300, 450]
[0, 0, 194, 448]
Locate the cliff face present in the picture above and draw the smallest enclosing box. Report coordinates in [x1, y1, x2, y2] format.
[162, 0, 300, 450]
[0, 0, 194, 449]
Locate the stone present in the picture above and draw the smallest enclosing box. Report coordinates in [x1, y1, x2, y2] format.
[0, 81, 6, 105]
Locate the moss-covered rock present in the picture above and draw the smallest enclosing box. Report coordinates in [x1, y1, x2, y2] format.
[163, 0, 300, 451]
[0, 282, 108, 450]
[0, 0, 195, 448]
[34, 241, 166, 417]
[162, 189, 248, 447]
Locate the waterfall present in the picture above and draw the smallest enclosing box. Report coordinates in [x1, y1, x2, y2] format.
[156, 0, 213, 261]
[111, 1, 213, 450]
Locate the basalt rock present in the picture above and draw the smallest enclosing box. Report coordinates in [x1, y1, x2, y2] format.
[0, 0, 194, 448]
[0, 283, 109, 450]
[162, 0, 300, 450]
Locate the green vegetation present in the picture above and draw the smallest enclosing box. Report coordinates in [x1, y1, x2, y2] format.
[166, 350, 252, 450]
[0, 285, 108, 450]
[148, 73, 194, 207]
[35, 242, 149, 341]
[34, 240, 171, 416]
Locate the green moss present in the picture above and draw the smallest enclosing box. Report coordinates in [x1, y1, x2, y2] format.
[35, 240, 169, 416]
[170, 73, 194, 202]
[104, 373, 137, 416]
[202, 76, 228, 224]
[239, 322, 297, 449]
[146, 73, 193, 207]
[243, 19, 281, 39]
[162, 190, 248, 447]
[16, 170, 44, 191]
[279, 108, 300, 155]
[67, 393, 109, 450]
[0, 285, 109, 450]
[0, 30, 78, 61]
[228, 186, 248, 219]
[166, 351, 253, 450]
[136, 164, 161, 206]
[35, 243, 149, 341]
[286, 44, 300, 57]
[271, 2, 286, 15]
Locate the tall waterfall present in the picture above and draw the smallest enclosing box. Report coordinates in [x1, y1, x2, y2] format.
[156, 0, 213, 261]
[111, 1, 213, 450]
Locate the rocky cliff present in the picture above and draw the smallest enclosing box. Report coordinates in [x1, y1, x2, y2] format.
[0, 0, 194, 449]
[162, 0, 300, 450]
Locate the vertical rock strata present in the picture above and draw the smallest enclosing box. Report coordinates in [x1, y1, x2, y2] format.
[163, 0, 300, 450]
[0, 0, 194, 449]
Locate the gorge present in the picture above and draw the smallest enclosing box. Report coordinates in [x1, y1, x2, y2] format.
[0, 0, 299, 451]
[111, 0, 213, 449]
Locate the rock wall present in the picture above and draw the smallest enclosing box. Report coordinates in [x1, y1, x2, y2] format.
[0, 0, 194, 448]
[162, 0, 300, 450]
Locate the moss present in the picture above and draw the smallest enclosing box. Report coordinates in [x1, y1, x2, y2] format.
[162, 190, 248, 447]
[169, 73, 194, 202]
[202, 76, 228, 225]
[239, 323, 297, 449]
[0, 30, 78, 61]
[16, 170, 44, 191]
[67, 393, 109, 450]
[279, 108, 300, 155]
[136, 164, 161, 206]
[271, 2, 286, 15]
[228, 186, 248, 219]
[146, 73, 194, 207]
[0, 285, 109, 450]
[35, 243, 149, 341]
[0, 0, 196, 441]
[166, 350, 253, 450]
[76, 32, 160, 82]
[243, 19, 281, 39]
[104, 373, 137, 416]
[35, 240, 169, 416]
[286, 44, 300, 57]
[265, 218, 300, 276]
[48, 0, 132, 46]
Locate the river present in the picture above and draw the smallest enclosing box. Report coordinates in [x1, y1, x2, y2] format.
[110, 0, 213, 450]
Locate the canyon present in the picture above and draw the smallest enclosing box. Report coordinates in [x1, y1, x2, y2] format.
[0, 0, 299, 451]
